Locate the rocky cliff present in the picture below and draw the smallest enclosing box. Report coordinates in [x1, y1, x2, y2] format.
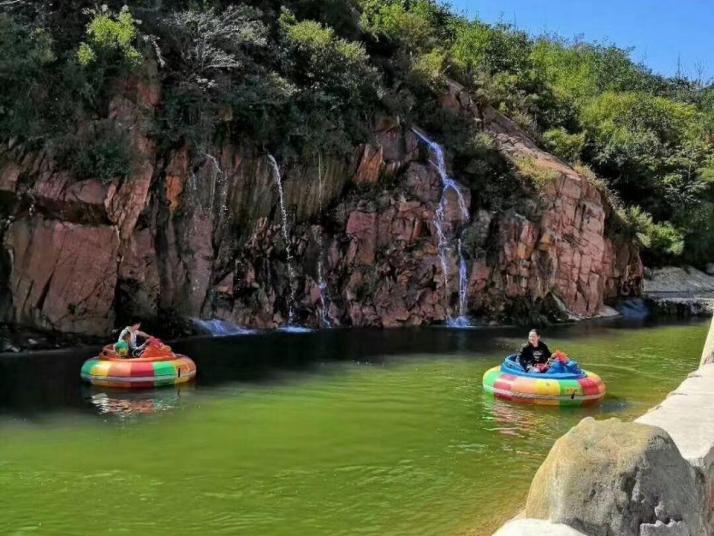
[0, 68, 642, 337]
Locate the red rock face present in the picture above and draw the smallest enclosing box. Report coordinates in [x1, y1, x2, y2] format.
[0, 69, 642, 336]
[4, 216, 119, 335]
[353, 144, 384, 184]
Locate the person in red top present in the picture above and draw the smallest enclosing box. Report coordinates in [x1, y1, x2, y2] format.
[517, 328, 552, 372]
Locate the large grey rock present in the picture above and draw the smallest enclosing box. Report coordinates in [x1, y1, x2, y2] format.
[644, 266, 714, 294]
[524, 417, 705, 536]
[705, 263, 714, 276]
[493, 519, 586, 536]
[639, 520, 691, 536]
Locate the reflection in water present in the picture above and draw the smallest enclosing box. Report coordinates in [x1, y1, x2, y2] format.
[481, 394, 547, 438]
[82, 384, 195, 418]
[480, 393, 601, 439]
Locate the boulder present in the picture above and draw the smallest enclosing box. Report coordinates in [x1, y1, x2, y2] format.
[525, 417, 705, 536]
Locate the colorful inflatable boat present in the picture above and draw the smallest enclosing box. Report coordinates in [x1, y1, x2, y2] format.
[81, 338, 196, 389]
[482, 354, 605, 406]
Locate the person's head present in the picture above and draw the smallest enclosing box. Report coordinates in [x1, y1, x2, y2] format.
[120, 331, 131, 342]
[528, 328, 541, 346]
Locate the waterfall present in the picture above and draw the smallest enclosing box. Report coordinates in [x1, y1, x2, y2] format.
[412, 129, 472, 327]
[314, 152, 333, 328]
[313, 226, 332, 328]
[452, 239, 471, 327]
[267, 154, 299, 326]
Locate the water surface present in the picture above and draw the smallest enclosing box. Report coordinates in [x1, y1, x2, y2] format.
[0, 320, 708, 535]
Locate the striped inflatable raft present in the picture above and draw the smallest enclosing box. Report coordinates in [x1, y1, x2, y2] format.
[482, 354, 605, 406]
[81, 339, 196, 389]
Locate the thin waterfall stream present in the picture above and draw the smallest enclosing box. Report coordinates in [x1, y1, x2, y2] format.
[267, 154, 299, 326]
[412, 129, 472, 327]
[315, 152, 332, 327]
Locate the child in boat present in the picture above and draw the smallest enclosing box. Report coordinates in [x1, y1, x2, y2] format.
[517, 328, 552, 372]
[114, 330, 131, 358]
[116, 323, 151, 357]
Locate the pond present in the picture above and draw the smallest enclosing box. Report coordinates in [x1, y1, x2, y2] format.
[0, 319, 708, 535]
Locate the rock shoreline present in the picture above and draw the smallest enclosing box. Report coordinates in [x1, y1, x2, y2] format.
[493, 314, 714, 536]
[643, 267, 714, 318]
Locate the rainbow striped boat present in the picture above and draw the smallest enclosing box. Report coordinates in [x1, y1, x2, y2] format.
[81, 339, 196, 389]
[482, 355, 605, 406]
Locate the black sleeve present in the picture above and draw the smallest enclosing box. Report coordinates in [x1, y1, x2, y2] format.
[518, 344, 534, 370]
[541, 342, 552, 359]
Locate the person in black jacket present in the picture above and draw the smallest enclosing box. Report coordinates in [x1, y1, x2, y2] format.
[518, 329, 552, 372]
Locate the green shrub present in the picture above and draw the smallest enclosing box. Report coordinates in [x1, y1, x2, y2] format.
[542, 127, 585, 163]
[359, 0, 447, 50]
[619, 206, 684, 258]
[0, 14, 55, 139]
[55, 120, 134, 182]
[76, 5, 142, 69]
[514, 155, 560, 188]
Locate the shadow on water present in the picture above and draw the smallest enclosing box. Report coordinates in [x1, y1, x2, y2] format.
[0, 318, 706, 418]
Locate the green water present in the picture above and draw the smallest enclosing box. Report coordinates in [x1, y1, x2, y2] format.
[0, 321, 708, 536]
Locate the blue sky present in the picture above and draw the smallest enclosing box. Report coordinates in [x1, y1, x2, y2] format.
[449, 0, 714, 80]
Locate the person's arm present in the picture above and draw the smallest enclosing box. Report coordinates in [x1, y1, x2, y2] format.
[518, 344, 532, 370]
[541, 343, 552, 360]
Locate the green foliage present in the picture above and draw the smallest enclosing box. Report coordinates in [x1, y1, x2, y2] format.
[153, 4, 272, 151]
[359, 0, 450, 50]
[161, 5, 267, 90]
[282, 15, 376, 97]
[581, 92, 711, 223]
[451, 21, 532, 78]
[681, 202, 714, 266]
[0, 14, 55, 138]
[530, 39, 659, 103]
[619, 206, 685, 259]
[277, 11, 380, 155]
[514, 155, 560, 189]
[409, 48, 448, 88]
[55, 120, 134, 182]
[542, 127, 585, 163]
[77, 5, 142, 68]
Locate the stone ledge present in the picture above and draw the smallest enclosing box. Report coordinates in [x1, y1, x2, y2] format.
[702, 315, 714, 366]
[493, 519, 586, 536]
[637, 364, 714, 470]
